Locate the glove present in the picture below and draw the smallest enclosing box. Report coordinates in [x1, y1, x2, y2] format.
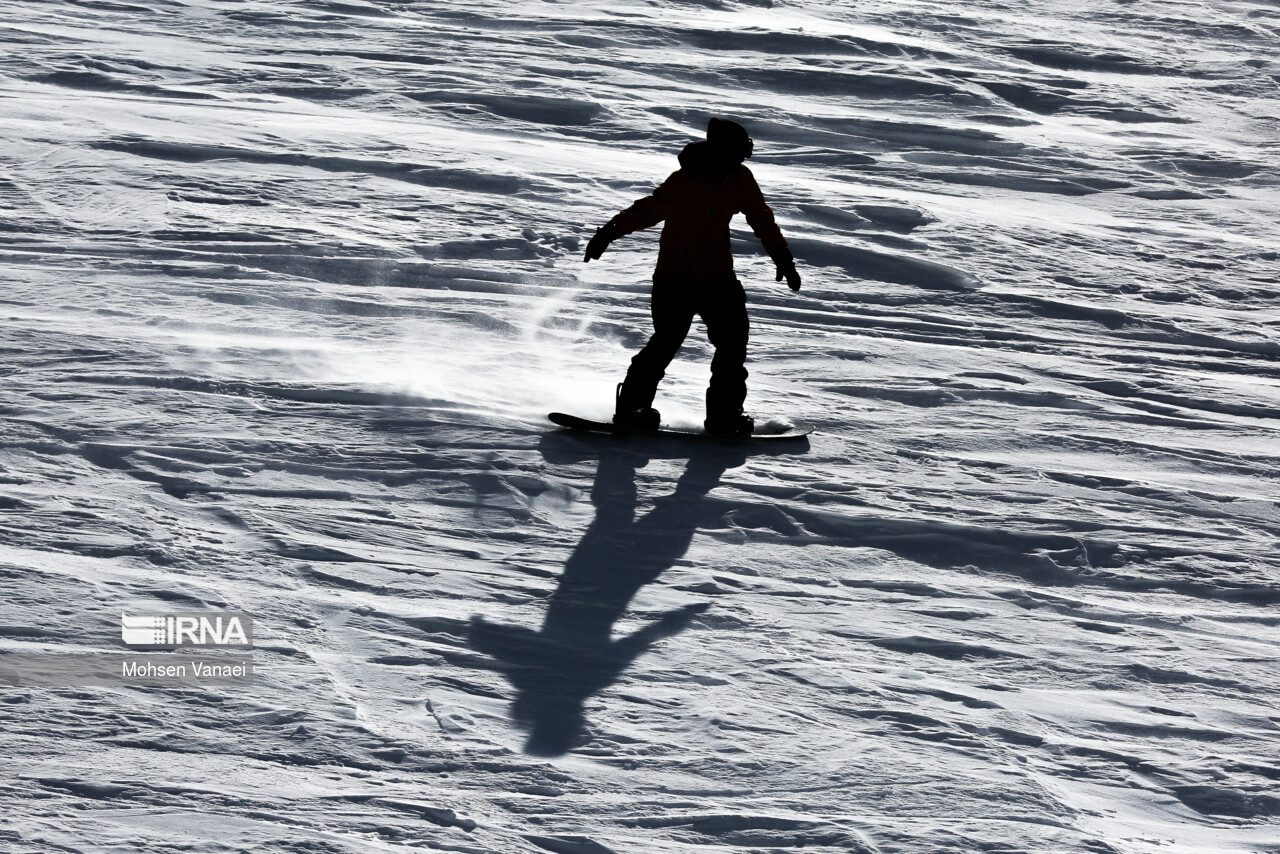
[775, 259, 801, 291]
[583, 222, 618, 263]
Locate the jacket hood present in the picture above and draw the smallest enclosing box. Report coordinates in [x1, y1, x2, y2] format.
[677, 140, 741, 180]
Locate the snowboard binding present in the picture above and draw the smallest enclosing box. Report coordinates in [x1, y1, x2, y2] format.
[612, 383, 661, 430]
[704, 411, 755, 437]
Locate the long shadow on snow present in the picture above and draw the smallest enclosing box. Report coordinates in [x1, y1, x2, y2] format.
[469, 434, 805, 756]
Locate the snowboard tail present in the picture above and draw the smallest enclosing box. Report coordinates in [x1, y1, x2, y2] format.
[548, 412, 813, 440]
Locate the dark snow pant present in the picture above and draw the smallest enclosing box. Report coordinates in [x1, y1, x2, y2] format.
[619, 272, 748, 416]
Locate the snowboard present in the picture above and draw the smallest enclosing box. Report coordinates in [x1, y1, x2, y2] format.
[548, 412, 813, 440]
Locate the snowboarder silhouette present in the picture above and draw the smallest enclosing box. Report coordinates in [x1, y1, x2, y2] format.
[584, 118, 801, 436]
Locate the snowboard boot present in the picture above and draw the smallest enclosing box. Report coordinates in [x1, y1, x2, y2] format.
[613, 383, 660, 430]
[704, 410, 754, 437]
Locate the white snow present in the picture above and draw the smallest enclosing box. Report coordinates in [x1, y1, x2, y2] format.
[1, 0, 1278, 852]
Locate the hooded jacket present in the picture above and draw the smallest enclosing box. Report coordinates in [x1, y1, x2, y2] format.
[608, 141, 792, 280]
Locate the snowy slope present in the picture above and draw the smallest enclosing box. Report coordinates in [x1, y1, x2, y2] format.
[1, 1, 1278, 852]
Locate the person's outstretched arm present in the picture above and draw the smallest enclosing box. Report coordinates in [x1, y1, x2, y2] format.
[584, 173, 678, 263]
[741, 171, 801, 291]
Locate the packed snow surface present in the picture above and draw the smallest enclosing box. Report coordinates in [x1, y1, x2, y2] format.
[2, 0, 1278, 852]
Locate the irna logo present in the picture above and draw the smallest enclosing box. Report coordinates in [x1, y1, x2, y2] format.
[121, 613, 253, 648]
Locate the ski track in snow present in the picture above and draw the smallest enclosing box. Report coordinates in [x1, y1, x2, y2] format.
[1, 0, 1278, 852]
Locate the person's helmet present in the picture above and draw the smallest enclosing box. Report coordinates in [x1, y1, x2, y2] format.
[707, 118, 753, 162]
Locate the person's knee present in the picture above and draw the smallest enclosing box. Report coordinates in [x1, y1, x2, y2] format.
[710, 334, 747, 357]
[646, 329, 687, 355]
